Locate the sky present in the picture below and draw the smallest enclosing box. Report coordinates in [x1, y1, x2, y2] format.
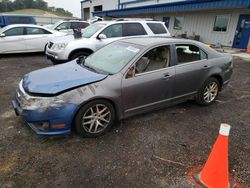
[45, 0, 82, 18]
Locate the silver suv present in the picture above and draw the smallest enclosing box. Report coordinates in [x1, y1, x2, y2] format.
[46, 19, 171, 64]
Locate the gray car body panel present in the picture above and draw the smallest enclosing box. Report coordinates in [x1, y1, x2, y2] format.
[51, 37, 232, 120]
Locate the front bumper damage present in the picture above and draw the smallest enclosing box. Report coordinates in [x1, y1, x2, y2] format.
[12, 83, 78, 136]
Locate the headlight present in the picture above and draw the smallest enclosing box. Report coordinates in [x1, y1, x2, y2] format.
[25, 97, 65, 110]
[52, 43, 68, 50]
[17, 80, 65, 110]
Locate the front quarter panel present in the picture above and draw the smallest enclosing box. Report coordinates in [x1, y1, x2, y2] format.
[60, 73, 123, 120]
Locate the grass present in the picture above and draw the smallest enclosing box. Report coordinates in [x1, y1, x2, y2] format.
[3, 9, 73, 18]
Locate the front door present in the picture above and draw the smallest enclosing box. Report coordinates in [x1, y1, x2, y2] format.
[0, 27, 26, 53]
[233, 14, 250, 49]
[163, 17, 170, 28]
[122, 45, 175, 116]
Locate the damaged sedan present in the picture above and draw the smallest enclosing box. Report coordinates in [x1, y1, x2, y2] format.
[12, 37, 233, 137]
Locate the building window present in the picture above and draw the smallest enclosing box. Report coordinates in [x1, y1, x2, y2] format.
[94, 5, 102, 12]
[174, 17, 184, 30]
[213, 15, 230, 32]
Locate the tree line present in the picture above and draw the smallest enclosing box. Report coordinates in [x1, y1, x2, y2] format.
[0, 0, 73, 17]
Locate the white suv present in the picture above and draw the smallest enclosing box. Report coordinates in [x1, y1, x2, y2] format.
[46, 19, 171, 64]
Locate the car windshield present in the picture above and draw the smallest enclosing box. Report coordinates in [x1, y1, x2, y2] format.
[82, 23, 106, 38]
[84, 42, 142, 74]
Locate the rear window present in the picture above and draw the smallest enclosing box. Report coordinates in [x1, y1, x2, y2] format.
[72, 22, 89, 29]
[26, 27, 51, 35]
[6, 16, 32, 24]
[147, 23, 167, 34]
[122, 23, 147, 36]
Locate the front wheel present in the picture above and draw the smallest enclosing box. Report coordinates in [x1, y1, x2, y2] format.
[196, 77, 220, 106]
[74, 100, 115, 137]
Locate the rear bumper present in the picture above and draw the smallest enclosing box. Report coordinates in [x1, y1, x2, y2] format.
[222, 68, 233, 89]
[12, 98, 78, 136]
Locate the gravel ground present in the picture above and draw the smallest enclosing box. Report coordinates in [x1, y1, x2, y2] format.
[0, 54, 249, 188]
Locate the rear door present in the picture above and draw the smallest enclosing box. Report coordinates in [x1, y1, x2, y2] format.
[0, 27, 26, 53]
[172, 44, 210, 99]
[25, 27, 53, 52]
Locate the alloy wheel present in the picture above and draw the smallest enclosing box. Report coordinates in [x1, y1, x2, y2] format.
[82, 104, 111, 134]
[203, 82, 219, 103]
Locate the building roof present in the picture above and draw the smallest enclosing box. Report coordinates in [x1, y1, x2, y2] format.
[93, 0, 250, 17]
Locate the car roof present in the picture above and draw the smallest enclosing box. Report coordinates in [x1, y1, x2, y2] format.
[118, 36, 219, 56]
[118, 37, 196, 46]
[58, 20, 88, 23]
[3, 24, 45, 28]
[97, 20, 165, 25]
[1, 24, 55, 33]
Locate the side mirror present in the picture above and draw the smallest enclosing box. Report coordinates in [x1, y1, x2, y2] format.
[0, 33, 5, 37]
[98, 33, 107, 40]
[126, 66, 135, 79]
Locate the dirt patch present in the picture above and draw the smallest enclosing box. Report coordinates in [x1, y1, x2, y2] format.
[0, 54, 250, 187]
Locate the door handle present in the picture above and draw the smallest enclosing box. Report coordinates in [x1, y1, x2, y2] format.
[202, 65, 210, 70]
[162, 73, 172, 80]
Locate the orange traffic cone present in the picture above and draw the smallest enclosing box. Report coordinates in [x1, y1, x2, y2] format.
[247, 45, 250, 54]
[197, 124, 231, 188]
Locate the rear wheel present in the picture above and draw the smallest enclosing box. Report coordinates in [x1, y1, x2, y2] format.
[74, 100, 115, 137]
[196, 77, 220, 106]
[70, 51, 90, 61]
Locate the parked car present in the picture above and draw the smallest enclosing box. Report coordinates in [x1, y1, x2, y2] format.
[0, 24, 66, 54]
[46, 20, 90, 34]
[13, 37, 233, 137]
[46, 19, 171, 64]
[0, 14, 36, 28]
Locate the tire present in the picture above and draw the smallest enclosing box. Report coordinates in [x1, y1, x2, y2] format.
[196, 77, 220, 106]
[44, 44, 48, 53]
[70, 51, 90, 61]
[74, 100, 115, 137]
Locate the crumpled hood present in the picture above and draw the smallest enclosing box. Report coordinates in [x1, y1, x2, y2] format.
[22, 61, 107, 95]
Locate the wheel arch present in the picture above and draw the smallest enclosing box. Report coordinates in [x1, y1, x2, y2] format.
[71, 97, 121, 128]
[69, 48, 94, 60]
[209, 74, 223, 90]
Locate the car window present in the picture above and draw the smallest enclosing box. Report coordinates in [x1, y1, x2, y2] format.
[176, 44, 207, 64]
[71, 22, 89, 29]
[84, 42, 142, 74]
[135, 46, 171, 74]
[56, 22, 71, 30]
[147, 23, 167, 34]
[4, 27, 24, 36]
[82, 23, 106, 38]
[26, 27, 51, 35]
[123, 23, 147, 36]
[101, 24, 122, 38]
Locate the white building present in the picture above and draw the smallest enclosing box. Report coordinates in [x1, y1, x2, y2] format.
[81, 0, 250, 49]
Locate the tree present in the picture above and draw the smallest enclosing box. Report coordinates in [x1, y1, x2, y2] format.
[0, 0, 73, 17]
